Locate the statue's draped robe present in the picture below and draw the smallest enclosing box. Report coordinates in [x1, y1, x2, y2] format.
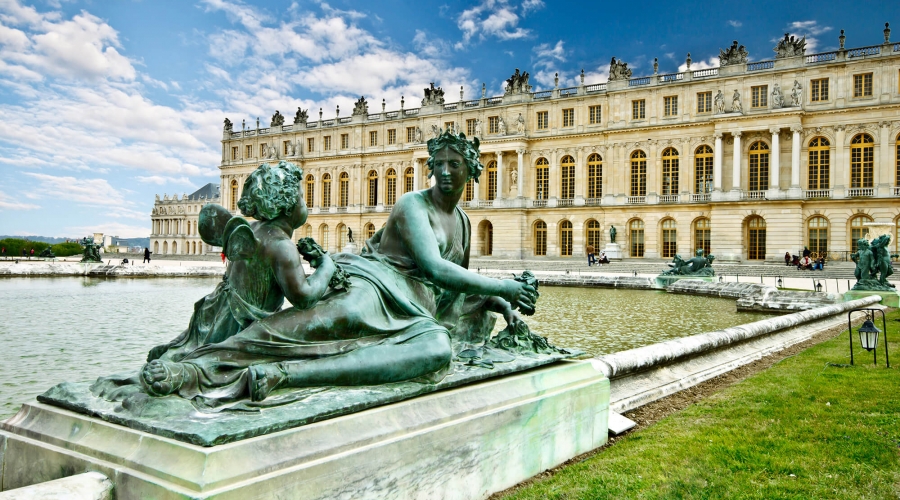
[170, 205, 472, 407]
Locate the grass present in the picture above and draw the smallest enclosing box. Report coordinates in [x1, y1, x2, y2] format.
[501, 309, 900, 500]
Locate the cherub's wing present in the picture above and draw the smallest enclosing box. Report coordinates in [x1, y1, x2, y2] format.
[223, 217, 257, 261]
[198, 204, 234, 247]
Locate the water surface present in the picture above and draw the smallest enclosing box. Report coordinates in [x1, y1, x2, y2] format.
[0, 278, 775, 419]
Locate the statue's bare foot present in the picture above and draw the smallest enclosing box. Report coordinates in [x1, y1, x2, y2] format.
[249, 363, 287, 402]
[146, 343, 170, 362]
[140, 360, 185, 397]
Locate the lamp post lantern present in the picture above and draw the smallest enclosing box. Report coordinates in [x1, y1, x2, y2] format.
[777, 276, 783, 288]
[847, 308, 889, 366]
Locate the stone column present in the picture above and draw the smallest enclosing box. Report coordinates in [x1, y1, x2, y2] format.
[413, 159, 420, 191]
[573, 147, 584, 200]
[516, 149, 525, 197]
[549, 149, 559, 200]
[834, 125, 846, 198]
[647, 141, 658, 199]
[878, 121, 892, 195]
[731, 131, 742, 191]
[713, 133, 723, 191]
[769, 127, 780, 190]
[495, 151, 504, 200]
[789, 125, 802, 197]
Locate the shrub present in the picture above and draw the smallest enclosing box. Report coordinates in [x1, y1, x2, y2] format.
[51, 242, 84, 257]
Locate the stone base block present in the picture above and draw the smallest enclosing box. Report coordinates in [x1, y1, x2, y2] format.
[843, 290, 899, 307]
[603, 243, 622, 260]
[654, 275, 713, 289]
[1, 361, 609, 500]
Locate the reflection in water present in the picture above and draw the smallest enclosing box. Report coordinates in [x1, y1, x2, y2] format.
[0, 279, 775, 419]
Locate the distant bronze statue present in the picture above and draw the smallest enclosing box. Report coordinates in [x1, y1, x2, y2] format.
[80, 237, 102, 263]
[661, 249, 716, 276]
[609, 225, 617, 244]
[851, 235, 897, 291]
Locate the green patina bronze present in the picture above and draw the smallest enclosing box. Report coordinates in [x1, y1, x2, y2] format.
[79, 237, 102, 263]
[53, 131, 573, 443]
[609, 225, 617, 244]
[39, 247, 55, 259]
[851, 235, 897, 291]
[661, 249, 716, 277]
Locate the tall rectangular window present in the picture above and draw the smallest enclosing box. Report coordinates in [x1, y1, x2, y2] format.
[245, 145, 252, 157]
[387, 129, 396, 145]
[444, 121, 455, 133]
[751, 86, 768, 108]
[341, 134, 349, 149]
[307, 138, 315, 153]
[283, 141, 291, 155]
[324, 136, 332, 151]
[853, 73, 873, 97]
[697, 91, 712, 113]
[259, 143, 267, 156]
[231, 146, 238, 160]
[562, 108, 574, 127]
[589, 105, 602, 124]
[466, 118, 477, 136]
[488, 116, 499, 134]
[407, 127, 416, 143]
[664, 96, 678, 117]
[369, 131, 377, 146]
[536, 111, 548, 130]
[810, 78, 829, 102]
[632, 100, 646, 120]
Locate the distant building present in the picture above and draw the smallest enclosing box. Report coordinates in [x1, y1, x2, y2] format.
[150, 183, 220, 255]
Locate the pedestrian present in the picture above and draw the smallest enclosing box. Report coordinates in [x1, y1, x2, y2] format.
[143, 247, 151, 263]
[784, 251, 791, 266]
[586, 244, 596, 266]
[221, 252, 226, 264]
[30, 248, 34, 259]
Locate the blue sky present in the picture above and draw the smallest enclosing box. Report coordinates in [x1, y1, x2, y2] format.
[0, 0, 895, 238]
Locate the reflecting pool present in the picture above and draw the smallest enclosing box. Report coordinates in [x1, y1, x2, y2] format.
[0, 278, 776, 419]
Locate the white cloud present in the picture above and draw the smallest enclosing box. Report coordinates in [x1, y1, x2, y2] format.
[0, 191, 40, 210]
[137, 176, 196, 187]
[534, 40, 565, 63]
[456, 0, 533, 45]
[727, 20, 742, 28]
[777, 21, 833, 53]
[679, 56, 719, 72]
[24, 173, 128, 206]
[521, 0, 544, 14]
[65, 222, 149, 238]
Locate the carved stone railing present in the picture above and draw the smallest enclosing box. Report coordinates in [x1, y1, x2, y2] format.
[463, 100, 480, 108]
[628, 77, 651, 87]
[557, 198, 574, 207]
[338, 117, 352, 124]
[742, 190, 766, 200]
[477, 200, 493, 208]
[585, 197, 602, 206]
[336, 206, 348, 213]
[530, 199, 548, 208]
[404, 108, 420, 116]
[847, 187, 874, 197]
[847, 45, 881, 58]
[385, 111, 399, 119]
[692, 68, 718, 78]
[803, 189, 832, 199]
[747, 60, 775, 71]
[584, 83, 607, 93]
[259, 127, 270, 134]
[443, 103, 458, 111]
[895, 43, 900, 52]
[658, 73, 684, 83]
[306, 122, 318, 128]
[363, 205, 376, 213]
[485, 97, 503, 106]
[893, 187, 900, 196]
[322, 120, 335, 127]
[231, 132, 242, 139]
[532, 90, 552, 100]
[805, 52, 837, 64]
[658, 194, 678, 203]
[384, 205, 393, 213]
[367, 113, 382, 120]
[690, 193, 711, 202]
[282, 125, 293, 132]
[559, 87, 578, 97]
[626, 196, 646, 204]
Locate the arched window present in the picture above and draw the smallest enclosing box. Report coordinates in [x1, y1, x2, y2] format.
[464, 179, 475, 202]
[192, 241, 197, 254]
[748, 141, 770, 192]
[154, 241, 159, 254]
[850, 133, 874, 188]
[386, 168, 397, 205]
[187, 221, 191, 236]
[661, 219, 677, 258]
[895, 132, 900, 188]
[322, 174, 332, 207]
[230, 180, 238, 211]
[849, 215, 873, 248]
[404, 167, 415, 194]
[629, 219, 645, 257]
[163, 241, 168, 254]
[533, 220, 547, 256]
[485, 161, 497, 201]
[630, 151, 647, 197]
[587, 154, 603, 199]
[694, 218, 711, 256]
[807, 137, 830, 190]
[367, 170, 379, 206]
[339, 172, 349, 207]
[695, 145, 713, 194]
[560, 220, 573, 256]
[305, 174, 315, 208]
[303, 224, 312, 238]
[320, 224, 330, 251]
[172, 241, 177, 254]
[586, 220, 602, 250]
[560, 155, 575, 199]
[535, 158, 549, 199]
[337, 224, 347, 250]
[661, 148, 679, 196]
[807, 216, 828, 257]
[747, 216, 766, 260]
[480, 221, 493, 256]
[365, 223, 376, 240]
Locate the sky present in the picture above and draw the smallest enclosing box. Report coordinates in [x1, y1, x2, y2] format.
[0, 0, 895, 238]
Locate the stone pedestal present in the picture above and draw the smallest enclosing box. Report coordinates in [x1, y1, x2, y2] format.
[1, 361, 609, 500]
[341, 242, 359, 254]
[653, 275, 714, 289]
[843, 290, 899, 307]
[604, 243, 622, 260]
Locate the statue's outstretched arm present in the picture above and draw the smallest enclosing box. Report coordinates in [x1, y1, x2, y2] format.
[270, 238, 335, 309]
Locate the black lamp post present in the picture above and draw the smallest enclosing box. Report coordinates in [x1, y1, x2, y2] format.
[777, 276, 783, 288]
[815, 280, 823, 293]
[847, 308, 890, 366]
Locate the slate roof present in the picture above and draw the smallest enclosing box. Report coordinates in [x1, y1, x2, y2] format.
[188, 183, 220, 200]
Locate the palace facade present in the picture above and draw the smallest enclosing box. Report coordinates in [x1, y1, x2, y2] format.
[216, 28, 900, 262]
[150, 183, 220, 255]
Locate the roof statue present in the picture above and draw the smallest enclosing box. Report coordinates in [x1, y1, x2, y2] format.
[774, 33, 807, 58]
[352, 96, 369, 116]
[504, 69, 532, 95]
[293, 107, 308, 124]
[270, 110, 284, 127]
[223, 117, 232, 132]
[421, 83, 445, 107]
[719, 40, 749, 66]
[608, 57, 632, 81]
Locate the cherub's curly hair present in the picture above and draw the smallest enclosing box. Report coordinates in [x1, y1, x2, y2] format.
[425, 128, 483, 182]
[238, 161, 304, 221]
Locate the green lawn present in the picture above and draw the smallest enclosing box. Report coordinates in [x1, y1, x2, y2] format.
[502, 309, 900, 500]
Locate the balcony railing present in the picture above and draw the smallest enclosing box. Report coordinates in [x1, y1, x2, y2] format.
[463, 100, 480, 108]
[692, 68, 718, 78]
[282, 125, 293, 132]
[747, 60, 775, 71]
[847, 188, 874, 197]
[584, 83, 607, 93]
[458, 201, 471, 208]
[531, 199, 548, 208]
[658, 73, 684, 83]
[559, 87, 578, 97]
[847, 45, 880, 58]
[338, 117, 351, 124]
[336, 206, 348, 213]
[584, 197, 602, 206]
[532, 90, 552, 100]
[384, 204, 393, 213]
[628, 77, 651, 87]
[557, 198, 574, 207]
[805, 52, 837, 64]
[443, 103, 458, 111]
[893, 187, 900, 196]
[322, 119, 334, 127]
[743, 190, 766, 200]
[367, 113, 382, 120]
[485, 97, 503, 106]
[691, 193, 711, 202]
[363, 205, 377, 213]
[384, 111, 399, 119]
[477, 200, 494, 208]
[626, 196, 646, 204]
[803, 189, 832, 199]
[659, 194, 679, 203]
